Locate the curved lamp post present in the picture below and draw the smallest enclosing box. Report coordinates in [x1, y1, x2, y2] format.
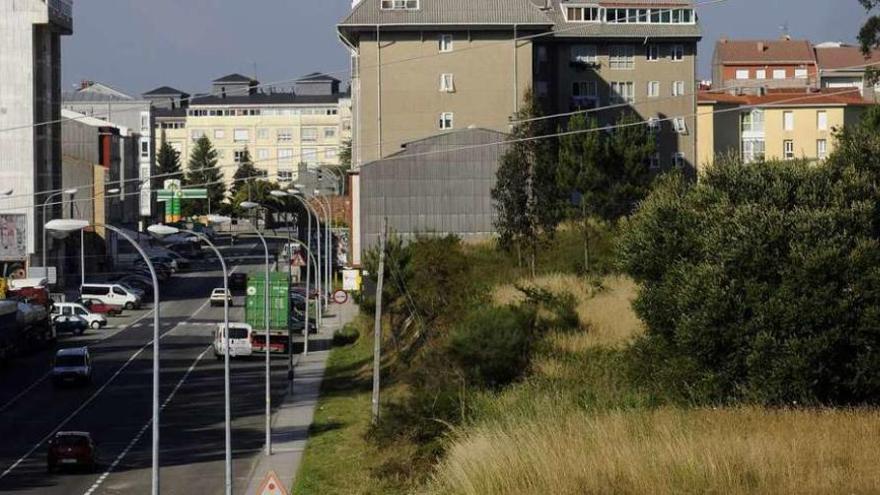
[42, 188, 78, 267]
[45, 218, 162, 495]
[148, 223, 233, 495]
[309, 190, 333, 306]
[283, 189, 323, 332]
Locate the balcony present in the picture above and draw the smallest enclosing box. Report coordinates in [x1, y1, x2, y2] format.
[47, 0, 73, 33]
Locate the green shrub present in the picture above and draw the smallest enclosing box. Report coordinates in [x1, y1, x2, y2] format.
[332, 323, 360, 347]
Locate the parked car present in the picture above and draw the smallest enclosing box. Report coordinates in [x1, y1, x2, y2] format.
[80, 284, 141, 310]
[51, 303, 107, 330]
[228, 273, 247, 292]
[134, 260, 172, 280]
[165, 251, 191, 269]
[150, 256, 179, 273]
[53, 315, 89, 336]
[47, 431, 98, 472]
[169, 242, 203, 260]
[213, 323, 254, 359]
[79, 298, 122, 317]
[210, 288, 233, 307]
[115, 277, 154, 298]
[51, 347, 92, 386]
[290, 314, 318, 334]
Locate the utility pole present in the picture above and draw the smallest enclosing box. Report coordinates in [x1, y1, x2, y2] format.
[371, 218, 387, 425]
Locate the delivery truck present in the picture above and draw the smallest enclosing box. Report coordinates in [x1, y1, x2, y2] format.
[245, 273, 291, 354]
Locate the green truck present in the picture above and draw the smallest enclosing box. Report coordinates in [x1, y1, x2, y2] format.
[245, 273, 290, 353]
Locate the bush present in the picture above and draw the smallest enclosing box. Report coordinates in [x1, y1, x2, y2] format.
[332, 323, 360, 347]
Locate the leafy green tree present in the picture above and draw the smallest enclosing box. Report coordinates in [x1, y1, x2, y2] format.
[184, 136, 226, 217]
[230, 148, 265, 198]
[859, 1, 880, 84]
[603, 112, 657, 219]
[154, 142, 182, 189]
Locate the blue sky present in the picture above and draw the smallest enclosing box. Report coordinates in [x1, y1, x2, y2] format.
[61, 0, 871, 95]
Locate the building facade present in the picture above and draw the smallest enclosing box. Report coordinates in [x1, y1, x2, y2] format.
[712, 37, 818, 91]
[815, 42, 880, 99]
[0, 0, 73, 269]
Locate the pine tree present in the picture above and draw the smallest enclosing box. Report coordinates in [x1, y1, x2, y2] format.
[154, 142, 182, 189]
[858, 1, 880, 84]
[604, 112, 657, 219]
[230, 148, 264, 198]
[184, 136, 226, 217]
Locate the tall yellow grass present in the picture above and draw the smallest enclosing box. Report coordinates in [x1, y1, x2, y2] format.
[430, 406, 880, 495]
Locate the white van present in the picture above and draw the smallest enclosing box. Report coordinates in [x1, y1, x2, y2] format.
[80, 284, 141, 310]
[213, 323, 254, 360]
[51, 303, 107, 330]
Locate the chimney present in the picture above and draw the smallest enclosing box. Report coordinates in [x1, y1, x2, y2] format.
[757, 42, 765, 52]
[782, 34, 791, 41]
[80, 80, 94, 90]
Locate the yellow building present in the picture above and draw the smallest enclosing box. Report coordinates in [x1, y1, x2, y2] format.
[150, 73, 352, 185]
[697, 88, 869, 172]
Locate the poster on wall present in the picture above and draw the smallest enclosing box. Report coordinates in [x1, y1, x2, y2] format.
[0, 214, 27, 262]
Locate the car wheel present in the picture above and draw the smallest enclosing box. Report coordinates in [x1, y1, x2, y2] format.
[124, 302, 134, 310]
[91, 321, 101, 329]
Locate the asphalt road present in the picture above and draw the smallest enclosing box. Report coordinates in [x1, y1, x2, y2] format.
[0, 241, 296, 494]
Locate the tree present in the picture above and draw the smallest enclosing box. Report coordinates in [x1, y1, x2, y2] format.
[339, 139, 352, 170]
[603, 112, 657, 219]
[184, 135, 226, 217]
[154, 142, 183, 190]
[858, 1, 880, 84]
[230, 148, 265, 198]
[491, 89, 560, 275]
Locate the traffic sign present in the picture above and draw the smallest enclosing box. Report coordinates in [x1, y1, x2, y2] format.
[333, 290, 349, 304]
[256, 470, 289, 495]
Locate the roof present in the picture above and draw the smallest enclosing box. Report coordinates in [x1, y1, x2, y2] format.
[815, 45, 880, 72]
[143, 86, 190, 97]
[153, 108, 188, 119]
[77, 82, 134, 100]
[548, 0, 700, 39]
[62, 92, 141, 103]
[298, 72, 341, 83]
[56, 347, 88, 356]
[340, 0, 554, 27]
[361, 127, 509, 168]
[715, 38, 816, 64]
[213, 73, 256, 83]
[697, 88, 871, 107]
[190, 93, 343, 106]
[60, 109, 122, 129]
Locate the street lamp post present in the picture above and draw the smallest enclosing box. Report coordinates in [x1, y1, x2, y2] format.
[149, 223, 233, 495]
[309, 191, 332, 305]
[42, 188, 78, 268]
[79, 187, 120, 285]
[45, 219, 162, 495]
[285, 189, 323, 347]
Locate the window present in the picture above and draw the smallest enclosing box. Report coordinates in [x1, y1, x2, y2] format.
[609, 45, 635, 69]
[325, 149, 337, 161]
[795, 68, 808, 79]
[277, 129, 292, 142]
[140, 112, 150, 132]
[302, 148, 318, 164]
[324, 127, 337, 139]
[278, 169, 294, 182]
[773, 69, 786, 79]
[140, 140, 150, 158]
[301, 128, 318, 141]
[537, 46, 548, 63]
[214, 129, 225, 140]
[439, 112, 454, 130]
[571, 44, 598, 64]
[736, 69, 750, 80]
[257, 149, 270, 161]
[672, 80, 685, 96]
[756, 69, 767, 80]
[817, 111, 828, 131]
[647, 44, 662, 61]
[380, 0, 418, 10]
[817, 139, 827, 160]
[257, 128, 270, 139]
[440, 73, 455, 92]
[610, 81, 634, 104]
[671, 44, 684, 61]
[784, 140, 795, 159]
[741, 110, 765, 133]
[565, 6, 600, 22]
[647, 81, 660, 98]
[572, 81, 597, 97]
[233, 129, 249, 142]
[278, 148, 294, 164]
[742, 139, 766, 163]
[234, 150, 248, 163]
[439, 34, 453, 53]
[649, 153, 661, 170]
[673, 117, 688, 134]
[783, 111, 794, 131]
[191, 129, 205, 141]
[672, 152, 686, 168]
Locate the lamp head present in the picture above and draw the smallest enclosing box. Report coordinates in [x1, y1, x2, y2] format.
[240, 201, 260, 210]
[269, 190, 288, 198]
[207, 215, 232, 225]
[63, 188, 78, 196]
[107, 188, 121, 195]
[147, 224, 180, 237]
[44, 219, 90, 239]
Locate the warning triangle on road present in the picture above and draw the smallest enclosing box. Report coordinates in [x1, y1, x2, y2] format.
[256, 470, 289, 495]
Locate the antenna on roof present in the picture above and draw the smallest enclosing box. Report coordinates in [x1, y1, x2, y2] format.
[779, 21, 790, 39]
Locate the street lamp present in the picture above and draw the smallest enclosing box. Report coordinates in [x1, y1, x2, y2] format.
[42, 188, 78, 268]
[283, 190, 323, 341]
[309, 190, 333, 306]
[45, 218, 162, 495]
[78, 187, 122, 285]
[149, 222, 234, 495]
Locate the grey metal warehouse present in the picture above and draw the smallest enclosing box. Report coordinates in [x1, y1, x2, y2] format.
[359, 128, 509, 251]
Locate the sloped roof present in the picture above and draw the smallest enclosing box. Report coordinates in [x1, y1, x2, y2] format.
[298, 72, 342, 83]
[213, 73, 256, 83]
[715, 38, 816, 64]
[548, 0, 700, 39]
[143, 86, 190, 97]
[340, 0, 553, 27]
[815, 45, 880, 71]
[697, 88, 870, 106]
[190, 93, 343, 106]
[63, 91, 136, 103]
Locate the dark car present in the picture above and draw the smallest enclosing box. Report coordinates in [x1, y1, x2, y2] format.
[79, 298, 122, 317]
[290, 315, 318, 334]
[47, 431, 98, 473]
[53, 315, 89, 336]
[228, 273, 248, 292]
[116, 277, 154, 297]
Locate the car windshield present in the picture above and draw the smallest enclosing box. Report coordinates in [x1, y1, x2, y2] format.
[56, 355, 86, 367]
[228, 328, 249, 339]
[54, 436, 89, 448]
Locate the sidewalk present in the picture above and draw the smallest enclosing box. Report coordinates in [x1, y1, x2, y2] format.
[245, 299, 359, 495]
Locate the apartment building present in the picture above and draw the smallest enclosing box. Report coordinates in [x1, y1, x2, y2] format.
[712, 37, 818, 90]
[151, 73, 352, 186]
[815, 42, 880, 99]
[697, 88, 869, 171]
[0, 0, 73, 269]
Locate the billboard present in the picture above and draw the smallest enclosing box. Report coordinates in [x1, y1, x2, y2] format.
[0, 214, 27, 262]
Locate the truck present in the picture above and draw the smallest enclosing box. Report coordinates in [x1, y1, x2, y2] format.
[0, 299, 55, 366]
[245, 273, 291, 354]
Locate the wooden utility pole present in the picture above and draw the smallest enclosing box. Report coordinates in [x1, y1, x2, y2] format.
[371, 218, 387, 425]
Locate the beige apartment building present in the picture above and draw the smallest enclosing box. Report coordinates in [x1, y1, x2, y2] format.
[150, 73, 352, 186]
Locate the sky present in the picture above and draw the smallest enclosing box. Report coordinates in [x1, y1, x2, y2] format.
[61, 0, 872, 96]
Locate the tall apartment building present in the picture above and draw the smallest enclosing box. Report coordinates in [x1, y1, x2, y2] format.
[151, 73, 352, 187]
[0, 0, 73, 269]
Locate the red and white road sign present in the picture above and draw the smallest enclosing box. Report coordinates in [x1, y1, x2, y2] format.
[256, 470, 289, 495]
[333, 290, 349, 304]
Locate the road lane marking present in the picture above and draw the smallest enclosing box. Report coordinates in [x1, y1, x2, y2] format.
[82, 345, 212, 495]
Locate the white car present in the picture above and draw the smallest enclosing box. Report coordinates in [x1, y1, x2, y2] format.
[214, 323, 254, 359]
[52, 347, 92, 386]
[51, 303, 107, 330]
[210, 288, 233, 307]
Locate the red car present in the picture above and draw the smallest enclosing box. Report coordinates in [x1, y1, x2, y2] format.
[79, 298, 122, 317]
[47, 431, 98, 472]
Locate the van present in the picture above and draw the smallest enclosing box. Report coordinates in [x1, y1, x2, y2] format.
[213, 323, 254, 360]
[80, 284, 141, 310]
[51, 303, 107, 330]
[52, 347, 92, 386]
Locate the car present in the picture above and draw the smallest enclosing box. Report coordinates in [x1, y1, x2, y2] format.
[51, 347, 92, 386]
[289, 315, 318, 334]
[53, 315, 89, 336]
[115, 277, 154, 297]
[51, 303, 107, 330]
[169, 242, 203, 260]
[165, 251, 191, 269]
[228, 273, 247, 292]
[47, 431, 98, 473]
[213, 323, 254, 359]
[150, 256, 179, 273]
[79, 298, 122, 317]
[81, 284, 141, 310]
[134, 261, 171, 280]
[210, 288, 233, 307]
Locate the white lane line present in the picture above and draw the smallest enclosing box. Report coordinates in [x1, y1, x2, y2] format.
[0, 308, 156, 415]
[82, 345, 211, 495]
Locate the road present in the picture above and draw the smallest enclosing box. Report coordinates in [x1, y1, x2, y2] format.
[0, 240, 302, 494]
